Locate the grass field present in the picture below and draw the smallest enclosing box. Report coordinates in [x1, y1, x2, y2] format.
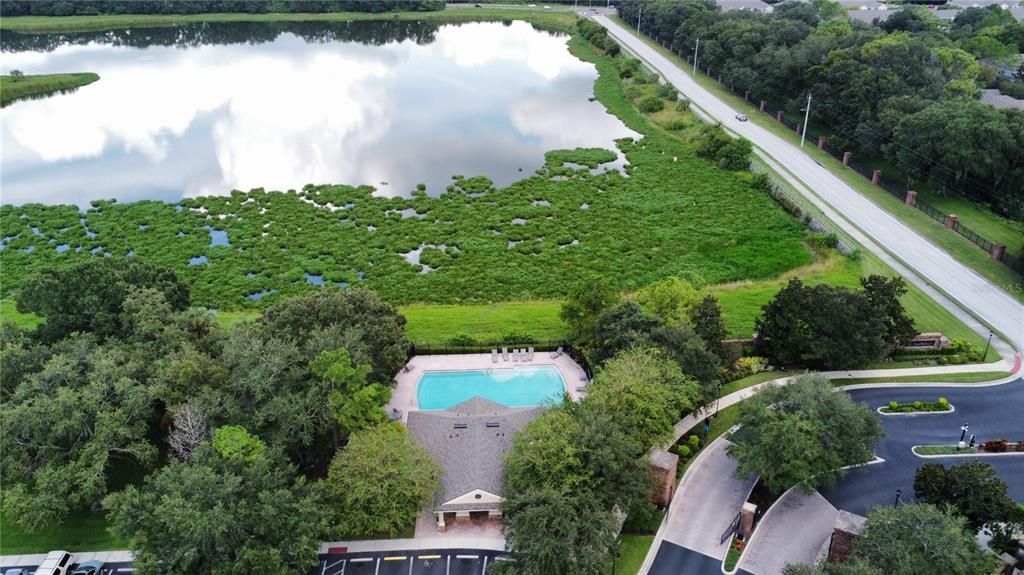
[0, 72, 99, 106]
[608, 15, 1024, 304]
[615, 535, 654, 575]
[0, 6, 578, 33]
[400, 301, 565, 342]
[0, 511, 124, 554]
[836, 371, 1013, 385]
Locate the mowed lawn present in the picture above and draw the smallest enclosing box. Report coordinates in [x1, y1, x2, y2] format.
[0, 511, 125, 555]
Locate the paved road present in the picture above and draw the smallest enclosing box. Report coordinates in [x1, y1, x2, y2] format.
[593, 14, 1024, 353]
[737, 490, 837, 575]
[823, 378, 1024, 515]
[648, 541, 755, 575]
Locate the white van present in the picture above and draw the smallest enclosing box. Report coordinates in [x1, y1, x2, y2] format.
[35, 551, 74, 575]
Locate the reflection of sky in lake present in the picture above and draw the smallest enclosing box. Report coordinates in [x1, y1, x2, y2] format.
[0, 21, 637, 207]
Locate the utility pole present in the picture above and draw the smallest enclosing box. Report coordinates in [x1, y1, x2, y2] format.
[800, 92, 812, 148]
[693, 36, 700, 76]
[637, 5, 642, 35]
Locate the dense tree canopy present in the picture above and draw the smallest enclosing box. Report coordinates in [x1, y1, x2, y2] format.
[616, 0, 1024, 219]
[0, 0, 445, 17]
[727, 374, 883, 494]
[913, 461, 1018, 531]
[324, 422, 441, 538]
[105, 444, 324, 575]
[755, 277, 912, 369]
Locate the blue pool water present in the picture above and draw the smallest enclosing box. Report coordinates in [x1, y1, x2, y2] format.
[417, 366, 565, 410]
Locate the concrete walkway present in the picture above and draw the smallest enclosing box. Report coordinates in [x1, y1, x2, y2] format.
[641, 437, 756, 574]
[738, 490, 838, 575]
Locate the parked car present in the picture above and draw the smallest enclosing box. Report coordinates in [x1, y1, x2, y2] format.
[71, 561, 104, 575]
[34, 551, 74, 575]
[735, 113, 748, 122]
[4, 569, 30, 575]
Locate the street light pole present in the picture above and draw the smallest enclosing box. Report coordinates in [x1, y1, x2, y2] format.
[800, 92, 812, 148]
[693, 36, 700, 76]
[714, 383, 722, 417]
[983, 331, 993, 361]
[894, 489, 902, 508]
[637, 5, 642, 35]
[960, 423, 969, 443]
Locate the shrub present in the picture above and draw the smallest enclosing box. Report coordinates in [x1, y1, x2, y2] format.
[676, 98, 691, 112]
[448, 332, 476, 346]
[657, 83, 678, 100]
[734, 356, 768, 377]
[688, 435, 700, 448]
[499, 330, 535, 344]
[889, 401, 898, 410]
[663, 118, 687, 130]
[606, 43, 620, 57]
[678, 445, 691, 458]
[938, 397, 948, 408]
[638, 96, 665, 113]
[649, 74, 660, 84]
[983, 439, 1009, 453]
[624, 85, 644, 101]
[913, 401, 923, 410]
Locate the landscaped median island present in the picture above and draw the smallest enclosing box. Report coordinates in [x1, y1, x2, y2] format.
[879, 397, 953, 414]
[914, 440, 1024, 457]
[0, 71, 99, 106]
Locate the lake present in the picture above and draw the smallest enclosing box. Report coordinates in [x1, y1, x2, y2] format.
[0, 20, 636, 207]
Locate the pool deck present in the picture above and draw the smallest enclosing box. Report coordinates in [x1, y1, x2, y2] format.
[388, 351, 590, 422]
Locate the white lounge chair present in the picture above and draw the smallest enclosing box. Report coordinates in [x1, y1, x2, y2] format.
[402, 363, 414, 373]
[512, 349, 520, 362]
[550, 346, 563, 359]
[527, 346, 535, 361]
[502, 347, 509, 361]
[491, 349, 499, 364]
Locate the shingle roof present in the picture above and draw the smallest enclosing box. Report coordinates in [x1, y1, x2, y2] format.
[406, 397, 543, 512]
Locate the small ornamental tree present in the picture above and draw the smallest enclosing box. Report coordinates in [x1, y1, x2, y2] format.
[727, 374, 883, 494]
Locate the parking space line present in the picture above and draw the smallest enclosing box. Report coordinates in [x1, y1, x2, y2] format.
[323, 558, 345, 575]
[481, 556, 488, 575]
[383, 556, 407, 561]
[455, 555, 478, 560]
[349, 558, 373, 563]
[374, 557, 380, 575]
[417, 555, 441, 560]
[446, 554, 451, 575]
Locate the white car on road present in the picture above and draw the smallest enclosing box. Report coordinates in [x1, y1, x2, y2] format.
[735, 113, 748, 122]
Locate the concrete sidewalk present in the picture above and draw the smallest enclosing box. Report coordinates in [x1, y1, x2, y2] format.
[738, 490, 838, 575]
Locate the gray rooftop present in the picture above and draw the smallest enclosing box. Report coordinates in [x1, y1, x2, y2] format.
[717, 0, 775, 12]
[406, 397, 543, 512]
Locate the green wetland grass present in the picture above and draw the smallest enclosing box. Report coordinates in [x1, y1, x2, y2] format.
[0, 72, 99, 106]
[0, 38, 814, 310]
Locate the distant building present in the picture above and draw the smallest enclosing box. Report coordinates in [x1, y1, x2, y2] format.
[407, 397, 543, 531]
[717, 0, 775, 13]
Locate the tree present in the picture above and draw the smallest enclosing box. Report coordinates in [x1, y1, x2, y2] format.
[689, 295, 736, 366]
[500, 487, 618, 575]
[168, 404, 208, 461]
[755, 279, 889, 369]
[860, 275, 916, 352]
[633, 276, 702, 324]
[311, 347, 388, 435]
[560, 277, 618, 348]
[648, 323, 721, 388]
[726, 374, 883, 494]
[16, 258, 189, 342]
[9, 69, 24, 81]
[1, 336, 159, 529]
[324, 422, 441, 537]
[853, 504, 995, 575]
[105, 445, 323, 575]
[590, 301, 661, 364]
[212, 425, 266, 463]
[913, 461, 1017, 531]
[585, 347, 700, 452]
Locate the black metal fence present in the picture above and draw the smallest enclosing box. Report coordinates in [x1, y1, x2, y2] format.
[408, 340, 594, 379]
[644, 34, 1023, 276]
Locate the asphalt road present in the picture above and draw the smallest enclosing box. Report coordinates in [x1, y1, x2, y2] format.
[593, 14, 1024, 353]
[648, 541, 755, 575]
[822, 378, 1024, 515]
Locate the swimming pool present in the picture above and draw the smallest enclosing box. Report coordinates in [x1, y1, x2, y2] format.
[417, 366, 566, 410]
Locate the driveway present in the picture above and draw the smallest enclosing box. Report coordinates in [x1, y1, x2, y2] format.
[738, 490, 837, 575]
[649, 541, 755, 575]
[823, 378, 1024, 515]
[593, 14, 1024, 354]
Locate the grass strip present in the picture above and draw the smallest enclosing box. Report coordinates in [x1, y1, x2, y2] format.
[615, 535, 655, 575]
[914, 445, 975, 456]
[1, 73, 99, 106]
[723, 540, 743, 572]
[607, 15, 1024, 303]
[836, 372, 1013, 385]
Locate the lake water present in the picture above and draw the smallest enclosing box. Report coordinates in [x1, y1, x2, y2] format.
[0, 21, 636, 207]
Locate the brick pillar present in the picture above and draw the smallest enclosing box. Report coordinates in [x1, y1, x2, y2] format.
[944, 214, 958, 229]
[817, 136, 826, 149]
[871, 169, 881, 185]
[991, 244, 1006, 261]
[828, 511, 866, 564]
[776, 111, 783, 122]
[796, 122, 803, 134]
[739, 502, 757, 539]
[760, 100, 766, 112]
[905, 190, 917, 206]
[842, 151, 852, 166]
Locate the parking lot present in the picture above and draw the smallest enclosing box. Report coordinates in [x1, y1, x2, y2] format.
[313, 549, 510, 575]
[0, 562, 132, 575]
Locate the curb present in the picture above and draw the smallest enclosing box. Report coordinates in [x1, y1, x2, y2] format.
[876, 404, 955, 416]
[911, 446, 1024, 459]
